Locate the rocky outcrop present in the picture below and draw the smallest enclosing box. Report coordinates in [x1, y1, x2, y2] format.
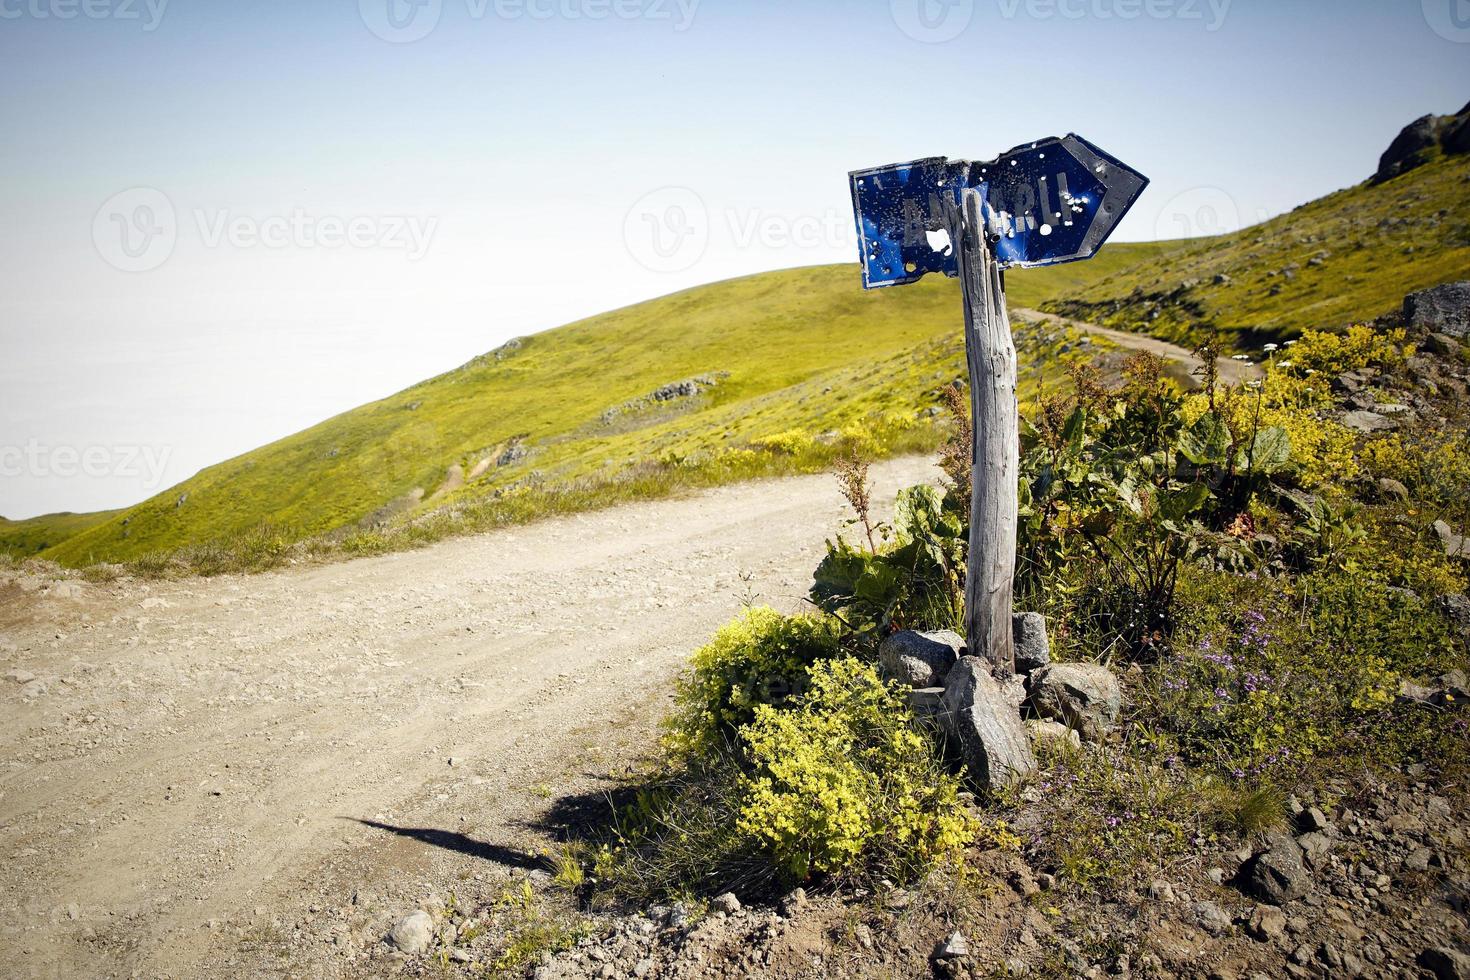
[1373, 102, 1470, 184]
[1405, 282, 1470, 339]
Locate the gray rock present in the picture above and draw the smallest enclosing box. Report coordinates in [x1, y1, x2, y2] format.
[1426, 333, 1464, 356]
[1012, 612, 1050, 675]
[1147, 879, 1177, 903]
[1027, 663, 1121, 742]
[1247, 905, 1287, 942]
[908, 687, 946, 718]
[1376, 477, 1409, 500]
[933, 929, 969, 959]
[1419, 947, 1470, 980]
[1341, 410, 1395, 434]
[1405, 281, 1470, 339]
[386, 910, 434, 954]
[1433, 520, 1470, 561]
[1026, 718, 1080, 749]
[710, 892, 741, 915]
[879, 630, 963, 688]
[1296, 832, 1333, 869]
[1192, 900, 1232, 936]
[1437, 593, 1470, 634]
[1298, 806, 1331, 833]
[938, 657, 1036, 788]
[1245, 836, 1312, 904]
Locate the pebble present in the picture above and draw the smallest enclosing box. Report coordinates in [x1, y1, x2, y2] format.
[710, 892, 740, 915]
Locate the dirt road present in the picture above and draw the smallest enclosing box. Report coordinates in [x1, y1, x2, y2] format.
[0, 457, 938, 979]
[1015, 308, 1264, 387]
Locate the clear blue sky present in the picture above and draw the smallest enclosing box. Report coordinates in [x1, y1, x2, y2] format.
[1, 0, 1467, 519]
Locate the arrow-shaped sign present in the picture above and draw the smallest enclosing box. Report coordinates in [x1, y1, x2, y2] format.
[849, 134, 1148, 289]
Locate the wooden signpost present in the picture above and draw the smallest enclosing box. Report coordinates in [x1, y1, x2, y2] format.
[849, 136, 1148, 678]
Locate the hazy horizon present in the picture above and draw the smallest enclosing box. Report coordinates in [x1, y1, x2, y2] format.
[2, 0, 1468, 520]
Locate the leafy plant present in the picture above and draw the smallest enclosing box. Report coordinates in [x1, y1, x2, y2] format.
[810, 484, 966, 641]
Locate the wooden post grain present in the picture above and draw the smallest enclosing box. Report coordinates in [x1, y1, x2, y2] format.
[942, 188, 1018, 680]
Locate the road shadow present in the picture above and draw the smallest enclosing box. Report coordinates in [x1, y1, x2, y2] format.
[348, 818, 555, 872]
[525, 782, 641, 843]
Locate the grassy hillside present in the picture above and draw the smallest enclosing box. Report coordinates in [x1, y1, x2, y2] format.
[38, 267, 1085, 569]
[0, 510, 118, 558]
[23, 154, 1469, 570]
[1039, 154, 1470, 345]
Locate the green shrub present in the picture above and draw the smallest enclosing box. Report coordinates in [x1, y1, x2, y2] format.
[810, 484, 966, 640]
[1143, 565, 1463, 781]
[611, 653, 985, 897]
[736, 657, 977, 882]
[667, 606, 843, 758]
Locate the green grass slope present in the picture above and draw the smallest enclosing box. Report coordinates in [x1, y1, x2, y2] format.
[0, 510, 118, 558]
[40, 267, 990, 567]
[1040, 154, 1470, 345]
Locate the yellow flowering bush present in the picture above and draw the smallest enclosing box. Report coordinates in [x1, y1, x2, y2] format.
[754, 429, 815, 456]
[1287, 324, 1412, 375]
[668, 606, 842, 757]
[736, 657, 977, 881]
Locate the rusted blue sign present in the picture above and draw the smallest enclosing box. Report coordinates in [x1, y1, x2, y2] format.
[849, 134, 1148, 289]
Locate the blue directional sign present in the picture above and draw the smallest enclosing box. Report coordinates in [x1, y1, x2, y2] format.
[849, 134, 1148, 289]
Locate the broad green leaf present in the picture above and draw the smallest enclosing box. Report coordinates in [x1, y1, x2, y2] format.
[1180, 412, 1230, 465]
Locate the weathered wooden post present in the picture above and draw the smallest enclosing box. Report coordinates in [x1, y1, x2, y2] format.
[942, 188, 1019, 678]
[850, 136, 1147, 679]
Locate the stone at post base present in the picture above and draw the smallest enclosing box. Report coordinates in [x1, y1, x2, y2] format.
[938, 657, 1036, 788]
[1027, 662, 1122, 743]
[1011, 612, 1050, 676]
[879, 629, 964, 689]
